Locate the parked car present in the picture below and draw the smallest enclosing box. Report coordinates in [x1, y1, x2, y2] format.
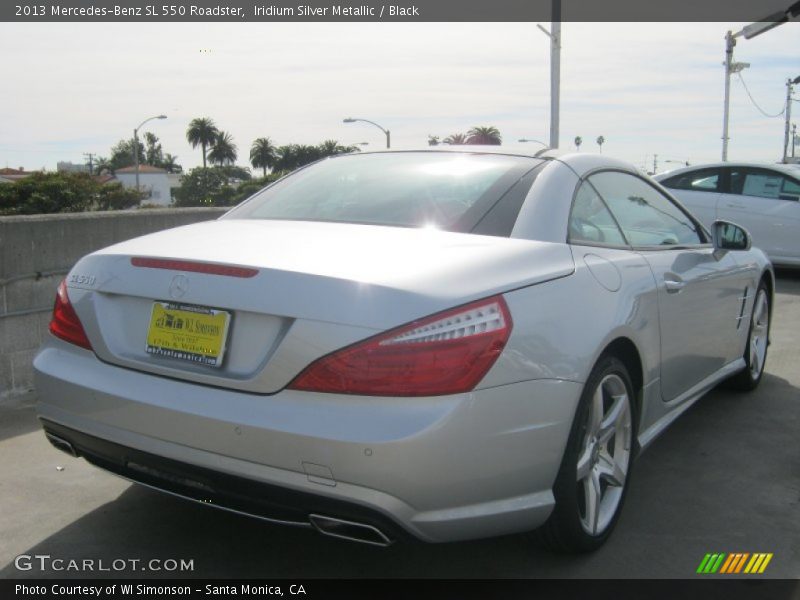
[35, 149, 773, 552]
[655, 162, 800, 266]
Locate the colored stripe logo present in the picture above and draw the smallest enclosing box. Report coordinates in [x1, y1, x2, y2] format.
[697, 553, 773, 574]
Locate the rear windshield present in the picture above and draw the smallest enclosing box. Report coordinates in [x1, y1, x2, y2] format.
[225, 152, 540, 235]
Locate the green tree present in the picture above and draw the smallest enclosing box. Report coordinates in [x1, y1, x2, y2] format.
[272, 144, 323, 172]
[217, 164, 252, 181]
[466, 126, 502, 145]
[94, 182, 146, 210]
[428, 135, 440, 146]
[250, 137, 278, 177]
[443, 133, 467, 145]
[172, 168, 284, 208]
[143, 132, 163, 166]
[0, 172, 142, 215]
[108, 138, 145, 171]
[172, 167, 230, 206]
[186, 117, 219, 168]
[94, 156, 113, 175]
[317, 139, 358, 157]
[172, 165, 249, 207]
[161, 153, 183, 174]
[207, 131, 238, 166]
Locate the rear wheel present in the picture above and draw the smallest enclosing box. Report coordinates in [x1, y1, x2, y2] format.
[727, 281, 770, 391]
[538, 355, 635, 552]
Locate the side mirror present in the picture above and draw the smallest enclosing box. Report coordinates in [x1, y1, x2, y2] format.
[712, 220, 751, 251]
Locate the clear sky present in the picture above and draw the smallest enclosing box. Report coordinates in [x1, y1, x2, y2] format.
[1, 21, 798, 174]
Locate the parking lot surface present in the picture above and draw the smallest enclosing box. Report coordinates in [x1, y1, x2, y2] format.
[1, 273, 798, 579]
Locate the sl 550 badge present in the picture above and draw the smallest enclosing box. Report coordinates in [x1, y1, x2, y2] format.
[69, 273, 96, 286]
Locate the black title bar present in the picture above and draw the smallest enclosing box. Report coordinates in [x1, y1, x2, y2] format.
[4, 0, 800, 22]
[4, 579, 800, 600]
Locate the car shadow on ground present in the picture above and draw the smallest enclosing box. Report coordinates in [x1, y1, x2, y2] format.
[775, 269, 800, 295]
[3, 368, 797, 579]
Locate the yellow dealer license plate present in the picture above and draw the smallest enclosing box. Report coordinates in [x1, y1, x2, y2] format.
[146, 302, 231, 368]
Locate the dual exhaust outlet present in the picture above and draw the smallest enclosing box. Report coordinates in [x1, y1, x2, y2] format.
[44, 431, 393, 547]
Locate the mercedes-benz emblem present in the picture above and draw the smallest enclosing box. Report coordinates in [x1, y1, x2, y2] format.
[169, 274, 189, 299]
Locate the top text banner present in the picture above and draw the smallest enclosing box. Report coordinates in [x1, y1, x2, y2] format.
[4, 0, 800, 22]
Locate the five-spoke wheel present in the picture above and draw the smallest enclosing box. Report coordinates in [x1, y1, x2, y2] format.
[539, 355, 636, 552]
[575, 373, 632, 536]
[728, 281, 771, 391]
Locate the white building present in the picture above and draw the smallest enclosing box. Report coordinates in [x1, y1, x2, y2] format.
[114, 165, 180, 206]
[57, 161, 90, 173]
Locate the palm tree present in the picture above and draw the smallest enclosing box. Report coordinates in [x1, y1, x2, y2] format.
[443, 133, 467, 145]
[466, 126, 502, 145]
[250, 137, 278, 177]
[427, 135, 440, 146]
[186, 117, 219, 168]
[273, 144, 324, 172]
[93, 156, 113, 175]
[162, 154, 182, 174]
[207, 131, 237, 166]
[317, 139, 348, 157]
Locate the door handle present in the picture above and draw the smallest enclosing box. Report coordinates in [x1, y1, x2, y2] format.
[664, 275, 685, 294]
[726, 202, 745, 209]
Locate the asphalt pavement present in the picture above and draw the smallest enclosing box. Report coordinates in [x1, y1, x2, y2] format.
[1, 272, 798, 579]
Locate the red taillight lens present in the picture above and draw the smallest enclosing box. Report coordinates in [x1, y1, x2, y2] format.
[288, 296, 512, 396]
[49, 280, 92, 350]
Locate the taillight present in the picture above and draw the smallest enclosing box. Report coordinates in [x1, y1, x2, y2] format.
[288, 296, 512, 396]
[49, 280, 92, 350]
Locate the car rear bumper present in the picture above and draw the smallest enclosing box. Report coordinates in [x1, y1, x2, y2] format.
[34, 337, 582, 543]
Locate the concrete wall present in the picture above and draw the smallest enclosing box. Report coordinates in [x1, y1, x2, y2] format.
[0, 208, 227, 400]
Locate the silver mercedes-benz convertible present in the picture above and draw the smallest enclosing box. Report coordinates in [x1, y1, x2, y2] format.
[34, 148, 773, 552]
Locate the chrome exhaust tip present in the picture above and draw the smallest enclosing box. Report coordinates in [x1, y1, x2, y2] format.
[309, 514, 393, 547]
[45, 432, 78, 457]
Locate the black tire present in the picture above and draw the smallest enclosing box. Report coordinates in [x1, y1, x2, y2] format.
[727, 280, 771, 392]
[537, 355, 637, 553]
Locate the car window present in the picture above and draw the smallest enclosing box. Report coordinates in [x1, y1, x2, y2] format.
[225, 152, 539, 234]
[729, 167, 800, 201]
[783, 177, 800, 199]
[589, 171, 704, 247]
[568, 181, 627, 246]
[471, 166, 541, 237]
[660, 168, 721, 193]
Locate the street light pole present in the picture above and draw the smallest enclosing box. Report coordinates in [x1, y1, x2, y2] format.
[133, 114, 167, 193]
[722, 31, 750, 162]
[343, 118, 390, 148]
[537, 0, 561, 150]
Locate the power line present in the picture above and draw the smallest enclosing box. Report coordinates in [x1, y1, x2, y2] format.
[735, 72, 785, 118]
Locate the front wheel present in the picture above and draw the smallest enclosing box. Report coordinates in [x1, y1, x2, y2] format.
[727, 281, 770, 391]
[538, 355, 635, 552]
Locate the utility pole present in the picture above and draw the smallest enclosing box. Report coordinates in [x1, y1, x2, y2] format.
[83, 153, 96, 175]
[793, 123, 797, 159]
[783, 76, 800, 163]
[653, 154, 658, 175]
[720, 7, 800, 161]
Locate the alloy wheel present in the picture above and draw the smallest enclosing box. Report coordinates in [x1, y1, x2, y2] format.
[576, 373, 632, 536]
[749, 289, 769, 380]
